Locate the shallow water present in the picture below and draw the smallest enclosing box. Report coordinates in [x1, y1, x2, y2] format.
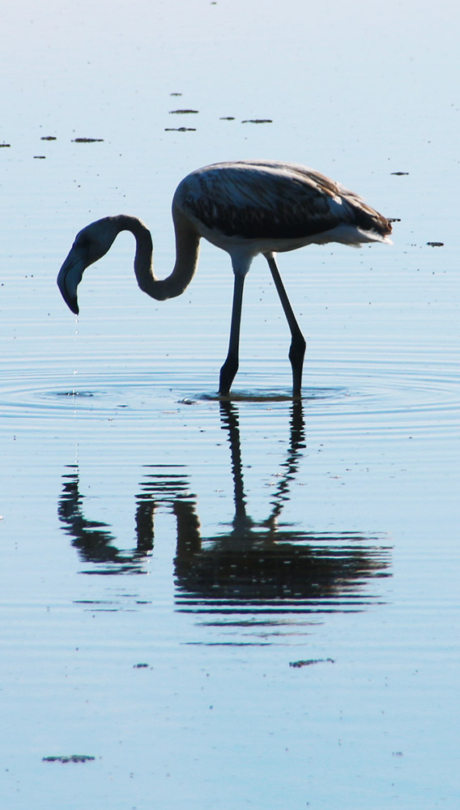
[1, 1, 460, 808]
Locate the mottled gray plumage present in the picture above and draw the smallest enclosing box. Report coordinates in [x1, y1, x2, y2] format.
[174, 160, 391, 242]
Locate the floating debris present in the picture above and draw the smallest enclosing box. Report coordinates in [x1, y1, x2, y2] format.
[426, 241, 444, 247]
[41, 136, 57, 141]
[170, 92, 182, 96]
[0, 143, 11, 148]
[242, 119, 273, 124]
[388, 218, 401, 222]
[164, 127, 196, 132]
[133, 662, 149, 668]
[220, 116, 235, 120]
[391, 171, 409, 175]
[43, 755, 95, 764]
[169, 109, 199, 114]
[33, 156, 46, 159]
[72, 137, 104, 143]
[289, 658, 335, 668]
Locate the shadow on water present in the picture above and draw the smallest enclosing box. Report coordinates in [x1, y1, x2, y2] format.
[58, 401, 391, 618]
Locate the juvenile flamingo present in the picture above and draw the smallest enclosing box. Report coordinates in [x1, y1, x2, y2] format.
[57, 159, 392, 397]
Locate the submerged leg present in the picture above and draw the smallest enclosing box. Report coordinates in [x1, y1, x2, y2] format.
[219, 273, 246, 396]
[266, 255, 306, 398]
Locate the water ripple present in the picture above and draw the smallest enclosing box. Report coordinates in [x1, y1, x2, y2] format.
[0, 354, 457, 441]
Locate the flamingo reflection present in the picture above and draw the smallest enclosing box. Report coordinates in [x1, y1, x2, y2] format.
[58, 401, 391, 610]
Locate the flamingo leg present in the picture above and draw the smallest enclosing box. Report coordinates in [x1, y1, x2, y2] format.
[266, 255, 306, 398]
[219, 273, 246, 396]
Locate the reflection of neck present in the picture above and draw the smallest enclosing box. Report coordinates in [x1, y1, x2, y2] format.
[58, 465, 153, 567]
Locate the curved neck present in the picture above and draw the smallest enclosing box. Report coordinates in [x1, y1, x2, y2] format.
[118, 211, 200, 301]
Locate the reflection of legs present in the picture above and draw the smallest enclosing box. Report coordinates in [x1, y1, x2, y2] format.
[290, 399, 306, 455]
[219, 400, 249, 527]
[266, 255, 306, 398]
[219, 274, 245, 395]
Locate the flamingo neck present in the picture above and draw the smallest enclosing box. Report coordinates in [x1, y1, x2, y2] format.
[118, 212, 200, 301]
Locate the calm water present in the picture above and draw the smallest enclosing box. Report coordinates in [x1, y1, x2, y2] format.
[1, 1, 459, 808]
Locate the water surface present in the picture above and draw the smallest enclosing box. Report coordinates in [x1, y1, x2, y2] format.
[1, 1, 459, 808]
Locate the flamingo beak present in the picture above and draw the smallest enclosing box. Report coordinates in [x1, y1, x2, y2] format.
[57, 246, 87, 315]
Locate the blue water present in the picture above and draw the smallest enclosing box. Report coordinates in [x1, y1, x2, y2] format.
[1, 1, 459, 808]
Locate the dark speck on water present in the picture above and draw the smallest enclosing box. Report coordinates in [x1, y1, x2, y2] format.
[427, 241, 444, 247]
[391, 171, 409, 175]
[43, 755, 96, 764]
[164, 127, 196, 132]
[241, 119, 273, 124]
[0, 143, 11, 147]
[169, 109, 199, 114]
[72, 137, 104, 143]
[41, 136, 57, 140]
[289, 658, 335, 668]
[220, 116, 235, 120]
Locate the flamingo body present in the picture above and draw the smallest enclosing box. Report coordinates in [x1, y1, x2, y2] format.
[57, 159, 392, 397]
[175, 160, 390, 247]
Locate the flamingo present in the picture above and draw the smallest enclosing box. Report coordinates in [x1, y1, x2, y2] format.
[57, 159, 392, 397]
